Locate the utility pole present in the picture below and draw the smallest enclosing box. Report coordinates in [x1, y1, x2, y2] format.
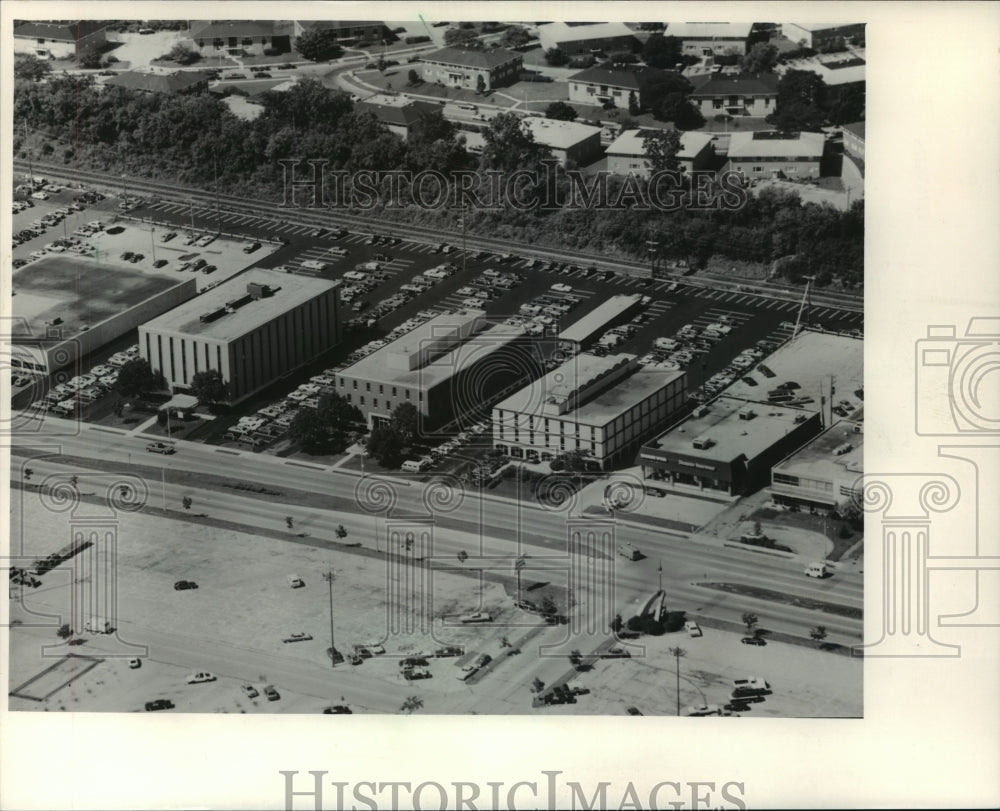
[658, 560, 663, 592]
[646, 238, 659, 278]
[669, 646, 686, 716]
[793, 275, 815, 338]
[24, 121, 35, 186]
[323, 569, 337, 667]
[214, 159, 222, 235]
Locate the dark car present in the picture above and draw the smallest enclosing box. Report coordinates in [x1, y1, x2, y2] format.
[174, 580, 198, 591]
[153, 259, 168, 268]
[724, 701, 752, 713]
[323, 705, 353, 714]
[626, 706, 642, 716]
[263, 685, 280, 701]
[145, 699, 174, 711]
[741, 636, 766, 646]
[121, 251, 134, 261]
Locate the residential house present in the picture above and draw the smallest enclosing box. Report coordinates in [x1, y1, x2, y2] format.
[104, 69, 212, 95]
[419, 46, 523, 92]
[567, 65, 665, 108]
[663, 22, 753, 57]
[189, 21, 291, 57]
[359, 94, 443, 140]
[689, 73, 779, 118]
[522, 117, 603, 167]
[13, 21, 107, 59]
[726, 130, 825, 179]
[605, 129, 715, 177]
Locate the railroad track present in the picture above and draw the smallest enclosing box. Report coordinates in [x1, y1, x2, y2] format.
[14, 159, 863, 314]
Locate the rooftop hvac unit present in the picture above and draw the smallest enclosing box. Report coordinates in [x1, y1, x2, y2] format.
[692, 435, 714, 450]
[738, 408, 756, 421]
[693, 405, 708, 417]
[794, 414, 808, 423]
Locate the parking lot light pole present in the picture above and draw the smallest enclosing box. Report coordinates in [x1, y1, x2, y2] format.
[669, 646, 686, 716]
[323, 569, 337, 668]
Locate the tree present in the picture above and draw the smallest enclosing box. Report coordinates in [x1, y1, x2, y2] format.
[289, 393, 361, 454]
[78, 45, 103, 69]
[457, 550, 468, 564]
[335, 525, 348, 540]
[610, 613, 624, 634]
[14, 54, 51, 82]
[401, 696, 424, 713]
[189, 369, 227, 405]
[479, 112, 551, 174]
[390, 401, 419, 444]
[116, 358, 160, 398]
[407, 68, 420, 86]
[444, 27, 479, 47]
[810, 625, 828, 647]
[741, 42, 779, 73]
[540, 595, 558, 616]
[642, 128, 682, 174]
[544, 47, 568, 67]
[24, 468, 34, 481]
[57, 623, 73, 639]
[165, 43, 200, 65]
[544, 101, 577, 121]
[366, 424, 405, 468]
[653, 93, 705, 130]
[627, 90, 640, 116]
[285, 516, 294, 529]
[295, 29, 345, 62]
[768, 69, 827, 133]
[182, 496, 192, 510]
[500, 25, 531, 49]
[742, 612, 759, 636]
[475, 74, 486, 94]
[642, 34, 682, 69]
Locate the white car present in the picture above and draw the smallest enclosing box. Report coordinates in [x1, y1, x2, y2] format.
[685, 621, 702, 637]
[685, 703, 721, 717]
[185, 671, 216, 684]
[241, 684, 259, 698]
[550, 283, 573, 293]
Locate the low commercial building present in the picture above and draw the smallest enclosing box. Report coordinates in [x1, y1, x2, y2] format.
[778, 54, 866, 87]
[782, 23, 866, 50]
[419, 46, 523, 92]
[358, 94, 442, 140]
[10, 258, 196, 377]
[770, 420, 864, 512]
[689, 73, 780, 118]
[189, 21, 291, 57]
[567, 66, 665, 108]
[522, 117, 603, 167]
[605, 129, 715, 178]
[537, 22, 640, 56]
[139, 270, 340, 404]
[842, 121, 865, 161]
[557, 294, 643, 353]
[727, 130, 825, 179]
[288, 20, 388, 41]
[335, 310, 538, 430]
[13, 21, 107, 59]
[494, 353, 687, 469]
[663, 22, 753, 56]
[641, 396, 823, 497]
[104, 69, 212, 95]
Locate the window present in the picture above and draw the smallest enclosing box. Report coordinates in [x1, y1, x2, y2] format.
[373, 399, 378, 408]
[753, 166, 763, 173]
[353, 380, 358, 389]
[366, 382, 370, 392]
[360, 396, 365, 405]
[379, 385, 383, 394]
[405, 389, 411, 400]
[392, 387, 397, 396]
[713, 98, 723, 109]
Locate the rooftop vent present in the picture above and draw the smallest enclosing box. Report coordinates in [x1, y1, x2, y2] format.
[692, 435, 714, 450]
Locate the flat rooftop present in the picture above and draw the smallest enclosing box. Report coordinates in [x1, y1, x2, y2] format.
[774, 419, 864, 481]
[523, 116, 602, 150]
[558, 294, 642, 344]
[723, 329, 863, 412]
[644, 396, 814, 463]
[343, 310, 525, 389]
[605, 129, 714, 160]
[664, 22, 754, 39]
[538, 21, 638, 43]
[140, 269, 338, 342]
[497, 352, 684, 427]
[728, 130, 825, 159]
[11, 256, 182, 341]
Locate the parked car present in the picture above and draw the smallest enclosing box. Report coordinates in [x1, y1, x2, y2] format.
[242, 684, 259, 698]
[282, 631, 313, 643]
[144, 699, 174, 711]
[185, 671, 216, 684]
[263, 684, 280, 701]
[323, 705, 353, 714]
[146, 442, 175, 454]
[626, 706, 643, 716]
[685, 621, 702, 637]
[153, 259, 168, 268]
[741, 636, 766, 646]
[173, 580, 198, 591]
[128, 658, 142, 669]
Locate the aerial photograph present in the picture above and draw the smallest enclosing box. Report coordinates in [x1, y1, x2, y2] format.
[8, 18, 865, 717]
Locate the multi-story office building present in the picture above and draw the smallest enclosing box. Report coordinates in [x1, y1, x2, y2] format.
[139, 270, 340, 404]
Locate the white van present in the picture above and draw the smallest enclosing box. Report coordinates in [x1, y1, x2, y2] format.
[804, 561, 830, 578]
[401, 459, 426, 473]
[286, 575, 305, 588]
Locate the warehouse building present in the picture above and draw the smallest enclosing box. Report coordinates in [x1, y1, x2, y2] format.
[770, 419, 864, 513]
[139, 270, 340, 404]
[641, 396, 823, 498]
[335, 310, 541, 431]
[557, 294, 643, 353]
[494, 352, 687, 469]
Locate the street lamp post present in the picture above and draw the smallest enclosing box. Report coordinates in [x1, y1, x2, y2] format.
[323, 569, 337, 668]
[669, 646, 686, 716]
[658, 560, 663, 592]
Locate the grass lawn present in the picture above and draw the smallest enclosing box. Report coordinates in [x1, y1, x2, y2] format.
[751, 505, 863, 562]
